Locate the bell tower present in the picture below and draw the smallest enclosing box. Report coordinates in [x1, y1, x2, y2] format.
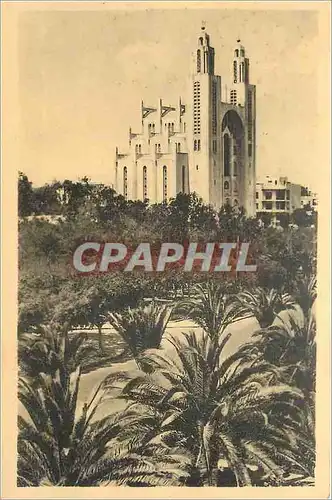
[226, 39, 256, 216]
[189, 25, 222, 207]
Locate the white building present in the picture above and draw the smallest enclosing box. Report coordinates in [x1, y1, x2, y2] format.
[115, 26, 256, 216]
[300, 187, 318, 210]
[256, 176, 302, 225]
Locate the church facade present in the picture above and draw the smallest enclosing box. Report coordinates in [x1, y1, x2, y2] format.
[115, 26, 256, 216]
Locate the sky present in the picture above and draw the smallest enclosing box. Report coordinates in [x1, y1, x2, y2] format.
[17, 5, 321, 191]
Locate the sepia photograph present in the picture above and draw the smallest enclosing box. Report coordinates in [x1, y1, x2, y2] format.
[1, 1, 331, 498]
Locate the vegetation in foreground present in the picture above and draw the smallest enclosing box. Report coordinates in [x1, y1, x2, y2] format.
[18, 175, 317, 486]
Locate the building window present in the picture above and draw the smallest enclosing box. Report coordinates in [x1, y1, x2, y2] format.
[197, 139, 201, 151]
[212, 81, 217, 135]
[233, 180, 238, 192]
[276, 201, 285, 210]
[235, 49, 239, 57]
[224, 181, 230, 190]
[233, 61, 238, 83]
[199, 37, 203, 46]
[182, 165, 186, 193]
[197, 49, 201, 72]
[240, 49, 245, 57]
[256, 203, 259, 209]
[256, 192, 259, 199]
[143, 166, 147, 199]
[123, 167, 128, 199]
[263, 201, 272, 210]
[196, 165, 199, 171]
[239, 62, 245, 82]
[233, 161, 238, 176]
[248, 144, 252, 157]
[163, 165, 167, 201]
[152, 123, 155, 133]
[183, 122, 186, 133]
[223, 134, 230, 176]
[286, 190, 290, 200]
[158, 144, 161, 153]
[194, 140, 197, 151]
[230, 89, 237, 105]
[247, 90, 253, 141]
[212, 140, 217, 153]
[234, 199, 238, 206]
[264, 191, 272, 200]
[276, 190, 285, 200]
[193, 81, 201, 134]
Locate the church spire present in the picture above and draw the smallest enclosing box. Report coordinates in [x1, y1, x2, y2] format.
[195, 24, 215, 75]
[233, 39, 249, 84]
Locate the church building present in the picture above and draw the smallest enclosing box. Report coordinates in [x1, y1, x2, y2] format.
[115, 26, 256, 216]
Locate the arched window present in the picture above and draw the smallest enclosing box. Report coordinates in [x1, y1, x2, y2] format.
[171, 123, 174, 133]
[235, 49, 239, 57]
[158, 144, 161, 153]
[199, 37, 204, 46]
[152, 123, 155, 132]
[224, 181, 230, 190]
[123, 167, 128, 199]
[163, 166, 168, 201]
[223, 135, 230, 176]
[138, 144, 142, 153]
[182, 165, 186, 193]
[197, 50, 201, 73]
[143, 166, 147, 199]
[194, 140, 197, 151]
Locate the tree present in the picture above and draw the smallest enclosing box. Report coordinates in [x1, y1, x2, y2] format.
[235, 287, 295, 328]
[18, 323, 97, 382]
[173, 281, 243, 341]
[18, 365, 189, 486]
[108, 300, 173, 366]
[110, 330, 309, 486]
[18, 172, 34, 217]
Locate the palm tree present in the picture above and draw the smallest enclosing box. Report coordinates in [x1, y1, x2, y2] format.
[18, 363, 190, 486]
[109, 330, 309, 486]
[235, 311, 316, 480]
[292, 274, 317, 319]
[235, 287, 296, 329]
[173, 281, 244, 341]
[18, 323, 97, 382]
[108, 301, 173, 366]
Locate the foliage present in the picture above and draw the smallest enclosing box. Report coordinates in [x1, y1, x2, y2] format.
[235, 287, 296, 328]
[108, 330, 311, 486]
[109, 301, 173, 364]
[18, 324, 98, 381]
[173, 280, 244, 341]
